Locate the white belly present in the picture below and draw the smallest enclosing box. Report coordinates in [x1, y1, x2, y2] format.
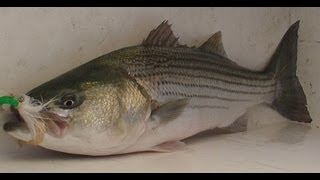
[124, 101, 256, 153]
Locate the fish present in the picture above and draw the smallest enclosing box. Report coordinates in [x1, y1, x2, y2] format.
[2, 20, 312, 156]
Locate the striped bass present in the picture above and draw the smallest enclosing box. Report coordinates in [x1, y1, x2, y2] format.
[3, 20, 312, 156]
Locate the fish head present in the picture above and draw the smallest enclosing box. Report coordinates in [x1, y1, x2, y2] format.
[3, 59, 151, 155]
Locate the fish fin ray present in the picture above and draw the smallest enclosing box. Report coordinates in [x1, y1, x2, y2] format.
[149, 141, 186, 152]
[222, 113, 248, 133]
[199, 31, 242, 67]
[199, 31, 228, 57]
[150, 98, 189, 125]
[212, 113, 248, 134]
[142, 20, 182, 47]
[265, 20, 312, 123]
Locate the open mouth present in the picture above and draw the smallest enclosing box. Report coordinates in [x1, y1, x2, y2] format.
[3, 108, 27, 132]
[42, 111, 69, 138]
[3, 107, 69, 138]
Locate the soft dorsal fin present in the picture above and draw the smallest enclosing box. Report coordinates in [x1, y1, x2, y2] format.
[142, 20, 181, 47]
[200, 31, 228, 57]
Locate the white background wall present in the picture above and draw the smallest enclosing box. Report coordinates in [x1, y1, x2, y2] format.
[0, 7, 319, 172]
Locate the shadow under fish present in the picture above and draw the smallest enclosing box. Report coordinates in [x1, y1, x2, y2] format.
[270, 122, 312, 144]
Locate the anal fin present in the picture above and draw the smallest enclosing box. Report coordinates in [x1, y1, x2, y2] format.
[149, 141, 186, 152]
[216, 113, 248, 134]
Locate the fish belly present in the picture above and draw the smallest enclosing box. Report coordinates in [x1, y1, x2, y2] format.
[138, 100, 256, 148]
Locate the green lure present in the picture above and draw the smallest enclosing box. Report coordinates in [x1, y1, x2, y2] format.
[0, 96, 19, 108]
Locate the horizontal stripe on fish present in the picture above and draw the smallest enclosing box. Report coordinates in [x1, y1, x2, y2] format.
[132, 72, 276, 99]
[122, 46, 276, 106]
[158, 80, 276, 95]
[129, 47, 272, 80]
[127, 63, 276, 87]
[157, 83, 273, 104]
[161, 91, 252, 102]
[137, 47, 247, 68]
[126, 56, 270, 81]
[170, 64, 270, 81]
[125, 60, 274, 85]
[133, 71, 276, 88]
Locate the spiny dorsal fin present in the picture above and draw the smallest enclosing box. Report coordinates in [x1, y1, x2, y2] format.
[142, 20, 181, 47]
[200, 31, 228, 57]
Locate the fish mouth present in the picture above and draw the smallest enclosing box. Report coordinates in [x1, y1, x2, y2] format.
[41, 111, 69, 138]
[3, 108, 69, 138]
[3, 108, 28, 132]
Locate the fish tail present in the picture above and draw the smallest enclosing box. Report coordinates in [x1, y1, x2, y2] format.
[265, 20, 312, 123]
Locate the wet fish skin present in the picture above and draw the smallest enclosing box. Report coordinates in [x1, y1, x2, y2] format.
[2, 20, 311, 156]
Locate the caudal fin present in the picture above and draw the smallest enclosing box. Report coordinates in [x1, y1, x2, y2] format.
[265, 20, 312, 123]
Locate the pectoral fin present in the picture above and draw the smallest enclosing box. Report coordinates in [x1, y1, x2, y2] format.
[150, 99, 189, 124]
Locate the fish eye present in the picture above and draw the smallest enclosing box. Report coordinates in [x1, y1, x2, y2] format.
[58, 93, 80, 109]
[56, 90, 85, 109]
[63, 99, 74, 107]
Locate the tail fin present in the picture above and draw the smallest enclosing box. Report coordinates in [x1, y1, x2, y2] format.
[265, 20, 312, 123]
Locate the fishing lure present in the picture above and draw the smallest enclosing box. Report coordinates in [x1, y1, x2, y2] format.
[0, 96, 19, 109]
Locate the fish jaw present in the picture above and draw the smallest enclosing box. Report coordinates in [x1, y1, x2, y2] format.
[4, 120, 33, 142]
[3, 113, 70, 144]
[3, 97, 71, 145]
